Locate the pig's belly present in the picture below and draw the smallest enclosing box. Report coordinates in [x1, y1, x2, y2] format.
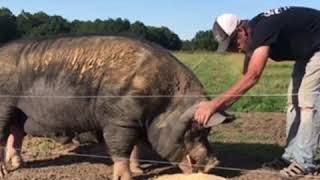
[18, 98, 93, 137]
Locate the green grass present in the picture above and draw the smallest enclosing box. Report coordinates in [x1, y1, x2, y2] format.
[174, 51, 293, 112]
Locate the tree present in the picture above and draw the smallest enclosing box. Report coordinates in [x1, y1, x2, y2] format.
[191, 30, 218, 51]
[16, 11, 33, 36]
[104, 18, 130, 33]
[17, 11, 70, 37]
[181, 40, 194, 51]
[130, 21, 148, 38]
[147, 26, 182, 50]
[0, 8, 17, 43]
[45, 15, 70, 35]
[70, 18, 131, 35]
[4, 7, 184, 50]
[70, 20, 92, 34]
[0, 7, 14, 17]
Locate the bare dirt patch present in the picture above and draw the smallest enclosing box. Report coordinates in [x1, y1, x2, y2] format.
[2, 113, 318, 180]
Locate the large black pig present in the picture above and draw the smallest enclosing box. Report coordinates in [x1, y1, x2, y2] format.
[0, 35, 229, 180]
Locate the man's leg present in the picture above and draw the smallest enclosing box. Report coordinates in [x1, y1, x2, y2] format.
[282, 60, 306, 162]
[263, 60, 305, 170]
[292, 53, 320, 171]
[281, 52, 320, 177]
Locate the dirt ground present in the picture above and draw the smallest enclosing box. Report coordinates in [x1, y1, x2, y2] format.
[2, 113, 320, 180]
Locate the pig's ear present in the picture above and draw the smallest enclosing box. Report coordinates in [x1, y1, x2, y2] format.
[203, 111, 236, 128]
[180, 106, 233, 127]
[203, 112, 227, 128]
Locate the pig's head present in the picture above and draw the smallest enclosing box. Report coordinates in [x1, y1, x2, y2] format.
[147, 105, 229, 173]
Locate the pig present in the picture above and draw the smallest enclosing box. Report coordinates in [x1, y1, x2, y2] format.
[0, 35, 231, 180]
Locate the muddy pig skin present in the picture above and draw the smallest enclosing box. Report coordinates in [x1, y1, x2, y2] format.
[0, 35, 221, 179]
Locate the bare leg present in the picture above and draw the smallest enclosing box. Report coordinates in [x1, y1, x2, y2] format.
[5, 125, 25, 169]
[129, 144, 143, 174]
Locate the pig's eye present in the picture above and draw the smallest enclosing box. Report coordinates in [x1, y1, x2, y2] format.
[184, 126, 201, 141]
[184, 122, 210, 142]
[179, 122, 208, 144]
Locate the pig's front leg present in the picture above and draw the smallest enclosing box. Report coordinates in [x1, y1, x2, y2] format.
[104, 125, 139, 180]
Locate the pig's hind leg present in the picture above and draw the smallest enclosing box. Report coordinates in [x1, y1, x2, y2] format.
[0, 106, 27, 177]
[5, 107, 27, 170]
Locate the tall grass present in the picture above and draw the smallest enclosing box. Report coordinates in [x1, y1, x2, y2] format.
[174, 51, 293, 112]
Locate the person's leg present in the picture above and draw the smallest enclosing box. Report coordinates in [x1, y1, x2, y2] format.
[282, 60, 306, 162]
[263, 60, 305, 170]
[281, 52, 320, 178]
[292, 54, 320, 170]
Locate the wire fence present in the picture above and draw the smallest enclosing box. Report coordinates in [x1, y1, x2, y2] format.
[2, 144, 320, 179]
[0, 92, 317, 98]
[1, 92, 320, 179]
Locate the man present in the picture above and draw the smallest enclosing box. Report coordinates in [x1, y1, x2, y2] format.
[195, 7, 320, 178]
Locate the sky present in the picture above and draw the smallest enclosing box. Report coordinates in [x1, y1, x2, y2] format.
[1, 1, 320, 40]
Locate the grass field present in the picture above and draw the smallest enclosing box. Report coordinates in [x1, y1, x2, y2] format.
[174, 51, 293, 112]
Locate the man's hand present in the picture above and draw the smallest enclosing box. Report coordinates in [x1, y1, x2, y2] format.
[194, 101, 218, 125]
[194, 46, 269, 126]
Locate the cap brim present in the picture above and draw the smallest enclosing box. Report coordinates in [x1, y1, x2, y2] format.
[216, 36, 231, 53]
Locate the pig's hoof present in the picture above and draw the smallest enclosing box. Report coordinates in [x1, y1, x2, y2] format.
[204, 158, 220, 173]
[112, 171, 132, 180]
[113, 160, 132, 180]
[0, 164, 8, 178]
[130, 162, 143, 175]
[5, 151, 24, 170]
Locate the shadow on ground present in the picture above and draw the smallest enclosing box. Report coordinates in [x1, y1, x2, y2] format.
[22, 141, 283, 179]
[24, 143, 113, 169]
[212, 142, 283, 178]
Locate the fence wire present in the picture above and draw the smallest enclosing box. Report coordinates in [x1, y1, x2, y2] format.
[0, 92, 317, 98]
[0, 92, 320, 179]
[2, 147, 319, 179]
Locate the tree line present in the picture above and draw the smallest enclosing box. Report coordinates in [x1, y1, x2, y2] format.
[0, 7, 218, 51]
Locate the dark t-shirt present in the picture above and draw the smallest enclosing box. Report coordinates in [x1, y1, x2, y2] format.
[249, 7, 320, 61]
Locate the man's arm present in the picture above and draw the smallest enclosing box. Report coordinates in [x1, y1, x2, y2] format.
[195, 46, 270, 124]
[242, 54, 251, 75]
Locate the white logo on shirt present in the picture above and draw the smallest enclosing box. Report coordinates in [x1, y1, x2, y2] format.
[263, 7, 290, 17]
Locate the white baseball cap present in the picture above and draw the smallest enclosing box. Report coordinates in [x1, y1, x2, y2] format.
[213, 14, 241, 52]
